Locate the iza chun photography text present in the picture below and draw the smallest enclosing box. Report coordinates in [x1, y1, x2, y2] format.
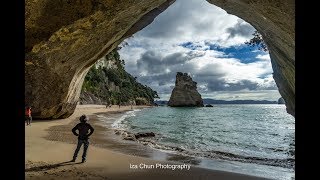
[130, 163, 191, 170]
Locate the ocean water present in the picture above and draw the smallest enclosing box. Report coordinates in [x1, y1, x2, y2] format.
[111, 104, 295, 179]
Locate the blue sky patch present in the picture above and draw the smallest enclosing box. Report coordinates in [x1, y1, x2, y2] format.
[180, 42, 268, 64]
[209, 44, 265, 64]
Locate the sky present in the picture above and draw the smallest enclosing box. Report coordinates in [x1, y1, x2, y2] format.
[118, 0, 281, 101]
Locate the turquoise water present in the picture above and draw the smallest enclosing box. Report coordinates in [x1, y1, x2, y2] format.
[112, 104, 295, 179]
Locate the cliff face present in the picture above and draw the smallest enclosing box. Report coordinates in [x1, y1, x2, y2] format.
[25, 0, 294, 119]
[168, 72, 204, 107]
[79, 91, 108, 105]
[79, 50, 120, 105]
[80, 49, 158, 106]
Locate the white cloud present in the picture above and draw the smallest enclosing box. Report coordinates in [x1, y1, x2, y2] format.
[256, 54, 271, 61]
[128, 0, 254, 48]
[118, 0, 278, 101]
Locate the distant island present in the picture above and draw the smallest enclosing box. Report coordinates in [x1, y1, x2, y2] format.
[156, 98, 278, 105]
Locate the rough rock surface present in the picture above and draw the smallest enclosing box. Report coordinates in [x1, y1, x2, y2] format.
[25, 0, 294, 118]
[25, 0, 175, 119]
[278, 97, 286, 104]
[114, 130, 155, 141]
[135, 132, 155, 139]
[168, 72, 204, 107]
[79, 91, 108, 105]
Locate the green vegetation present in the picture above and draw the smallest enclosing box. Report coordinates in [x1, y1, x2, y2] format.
[81, 49, 159, 105]
[245, 31, 268, 52]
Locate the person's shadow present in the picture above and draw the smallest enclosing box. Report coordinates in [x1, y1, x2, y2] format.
[25, 160, 82, 172]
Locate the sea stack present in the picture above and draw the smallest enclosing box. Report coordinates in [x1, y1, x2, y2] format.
[168, 72, 204, 107]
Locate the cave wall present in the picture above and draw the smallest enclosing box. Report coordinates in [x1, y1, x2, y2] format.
[25, 0, 294, 119]
[25, 0, 175, 119]
[206, 0, 295, 116]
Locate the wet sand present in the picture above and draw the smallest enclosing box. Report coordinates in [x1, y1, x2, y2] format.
[25, 105, 268, 180]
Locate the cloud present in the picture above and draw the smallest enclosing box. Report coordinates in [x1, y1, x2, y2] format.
[136, 50, 194, 74]
[205, 79, 258, 91]
[129, 48, 277, 96]
[256, 54, 271, 61]
[117, 0, 279, 100]
[130, 0, 253, 47]
[226, 19, 255, 39]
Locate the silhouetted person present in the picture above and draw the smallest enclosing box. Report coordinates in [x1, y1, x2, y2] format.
[71, 115, 94, 163]
[25, 106, 32, 126]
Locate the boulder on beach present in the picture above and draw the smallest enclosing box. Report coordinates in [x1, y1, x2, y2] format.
[116, 130, 156, 141]
[134, 132, 155, 139]
[122, 132, 136, 141]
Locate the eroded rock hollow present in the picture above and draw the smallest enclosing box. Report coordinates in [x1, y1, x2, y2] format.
[25, 0, 294, 119]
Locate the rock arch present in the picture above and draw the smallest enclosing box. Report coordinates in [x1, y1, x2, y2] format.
[25, 0, 294, 119]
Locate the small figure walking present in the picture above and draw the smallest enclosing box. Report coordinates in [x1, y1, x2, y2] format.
[71, 115, 94, 163]
[25, 106, 32, 126]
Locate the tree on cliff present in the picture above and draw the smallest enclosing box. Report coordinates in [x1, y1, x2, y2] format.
[81, 48, 159, 105]
[245, 31, 268, 52]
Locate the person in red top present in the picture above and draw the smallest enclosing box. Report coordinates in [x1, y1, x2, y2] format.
[25, 106, 32, 126]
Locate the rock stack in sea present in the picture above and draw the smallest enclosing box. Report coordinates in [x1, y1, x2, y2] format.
[168, 72, 204, 107]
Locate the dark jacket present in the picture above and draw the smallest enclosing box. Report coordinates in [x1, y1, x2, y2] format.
[72, 122, 94, 140]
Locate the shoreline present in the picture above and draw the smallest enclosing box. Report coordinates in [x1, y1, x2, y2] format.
[26, 104, 268, 180]
[89, 106, 293, 179]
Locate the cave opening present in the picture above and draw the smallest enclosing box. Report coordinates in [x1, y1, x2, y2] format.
[77, 1, 294, 178]
[25, 0, 294, 119]
[81, 0, 283, 111]
[25, 0, 295, 179]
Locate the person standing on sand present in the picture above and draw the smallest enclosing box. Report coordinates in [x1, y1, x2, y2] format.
[71, 114, 94, 163]
[25, 106, 32, 126]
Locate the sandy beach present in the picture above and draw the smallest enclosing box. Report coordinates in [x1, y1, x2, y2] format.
[25, 105, 268, 180]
